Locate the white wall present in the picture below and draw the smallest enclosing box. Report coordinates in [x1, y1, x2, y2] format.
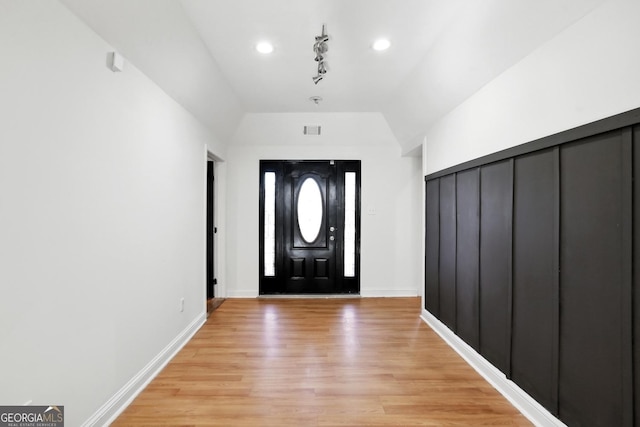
[424, 0, 640, 175]
[386, 0, 604, 155]
[0, 2, 221, 425]
[226, 113, 423, 297]
[60, 0, 245, 145]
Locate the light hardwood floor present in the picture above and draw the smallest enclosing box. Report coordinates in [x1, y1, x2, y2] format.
[114, 297, 531, 426]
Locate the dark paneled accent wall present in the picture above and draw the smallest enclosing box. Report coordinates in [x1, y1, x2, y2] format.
[425, 179, 440, 316]
[424, 108, 640, 427]
[455, 169, 480, 350]
[559, 130, 632, 426]
[439, 175, 457, 331]
[479, 161, 513, 374]
[511, 148, 559, 413]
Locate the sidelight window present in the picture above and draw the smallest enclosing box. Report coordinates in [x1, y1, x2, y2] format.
[264, 172, 276, 276]
[344, 172, 356, 277]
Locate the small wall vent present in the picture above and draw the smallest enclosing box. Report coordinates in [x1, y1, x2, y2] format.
[303, 125, 321, 136]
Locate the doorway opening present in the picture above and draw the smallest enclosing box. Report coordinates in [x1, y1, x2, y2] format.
[259, 160, 361, 295]
[206, 157, 224, 314]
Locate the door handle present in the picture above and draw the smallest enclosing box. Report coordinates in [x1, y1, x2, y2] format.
[330, 226, 337, 232]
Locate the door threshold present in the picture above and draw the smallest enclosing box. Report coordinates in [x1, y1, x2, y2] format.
[258, 294, 360, 299]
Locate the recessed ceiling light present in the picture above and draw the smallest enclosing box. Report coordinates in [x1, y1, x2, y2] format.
[256, 41, 274, 54]
[372, 38, 391, 51]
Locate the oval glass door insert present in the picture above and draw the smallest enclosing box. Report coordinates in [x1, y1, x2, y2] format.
[297, 177, 323, 243]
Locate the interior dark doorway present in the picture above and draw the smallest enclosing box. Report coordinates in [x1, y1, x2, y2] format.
[259, 160, 361, 295]
[206, 159, 216, 300]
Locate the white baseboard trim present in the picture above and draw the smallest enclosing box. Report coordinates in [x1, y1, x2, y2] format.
[228, 290, 420, 298]
[360, 290, 418, 297]
[82, 312, 207, 427]
[420, 310, 566, 427]
[228, 291, 419, 298]
[226, 290, 258, 298]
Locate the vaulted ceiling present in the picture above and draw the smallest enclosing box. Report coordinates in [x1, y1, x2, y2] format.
[60, 0, 603, 155]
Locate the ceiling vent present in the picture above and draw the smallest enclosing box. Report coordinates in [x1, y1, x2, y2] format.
[303, 125, 322, 136]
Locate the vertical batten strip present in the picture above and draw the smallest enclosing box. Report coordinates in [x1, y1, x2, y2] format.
[634, 125, 640, 427]
[477, 167, 483, 353]
[506, 158, 514, 380]
[621, 127, 634, 427]
[551, 146, 561, 416]
[453, 173, 458, 333]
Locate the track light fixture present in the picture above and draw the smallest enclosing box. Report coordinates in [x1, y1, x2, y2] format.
[312, 24, 329, 84]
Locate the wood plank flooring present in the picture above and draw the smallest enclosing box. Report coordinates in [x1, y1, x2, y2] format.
[114, 297, 531, 426]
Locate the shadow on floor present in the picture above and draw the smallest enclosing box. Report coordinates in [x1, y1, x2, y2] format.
[206, 298, 225, 317]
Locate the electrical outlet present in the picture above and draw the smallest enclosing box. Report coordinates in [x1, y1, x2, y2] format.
[180, 298, 184, 312]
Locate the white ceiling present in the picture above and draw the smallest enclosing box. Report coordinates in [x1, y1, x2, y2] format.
[180, 0, 464, 113]
[60, 0, 604, 154]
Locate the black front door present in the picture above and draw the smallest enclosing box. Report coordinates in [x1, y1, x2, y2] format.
[283, 161, 337, 293]
[260, 160, 360, 294]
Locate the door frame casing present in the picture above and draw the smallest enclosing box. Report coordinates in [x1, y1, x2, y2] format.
[259, 160, 361, 295]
